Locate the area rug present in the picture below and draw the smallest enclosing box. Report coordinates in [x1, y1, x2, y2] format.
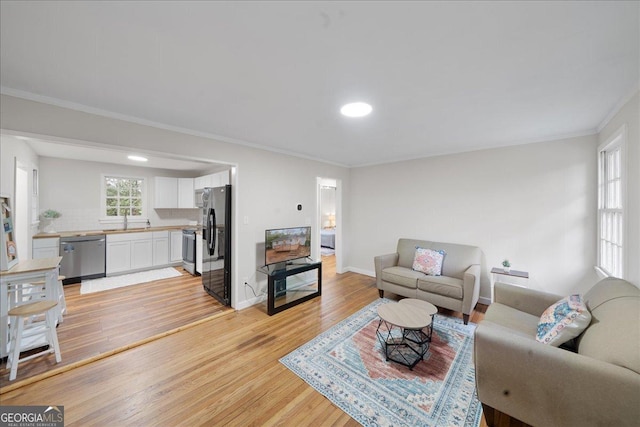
[80, 267, 182, 294]
[280, 298, 482, 427]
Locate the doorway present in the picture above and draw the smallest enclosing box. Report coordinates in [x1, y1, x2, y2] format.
[317, 177, 343, 273]
[15, 160, 29, 261]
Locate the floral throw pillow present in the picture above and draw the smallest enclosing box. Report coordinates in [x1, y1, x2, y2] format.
[536, 294, 591, 346]
[412, 247, 446, 276]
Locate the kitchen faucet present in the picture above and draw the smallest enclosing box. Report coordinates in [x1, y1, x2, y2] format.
[124, 212, 128, 230]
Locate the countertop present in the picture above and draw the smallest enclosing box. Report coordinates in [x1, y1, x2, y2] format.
[33, 225, 198, 239]
[0, 256, 62, 276]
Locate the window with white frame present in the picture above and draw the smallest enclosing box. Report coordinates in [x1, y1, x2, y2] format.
[597, 126, 626, 278]
[103, 176, 145, 218]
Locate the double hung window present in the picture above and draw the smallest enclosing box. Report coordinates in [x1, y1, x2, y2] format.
[597, 126, 626, 278]
[103, 176, 145, 219]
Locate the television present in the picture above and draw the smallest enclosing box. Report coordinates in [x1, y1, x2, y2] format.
[265, 226, 312, 266]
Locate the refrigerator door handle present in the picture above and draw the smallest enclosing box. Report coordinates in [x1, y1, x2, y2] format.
[208, 208, 216, 256]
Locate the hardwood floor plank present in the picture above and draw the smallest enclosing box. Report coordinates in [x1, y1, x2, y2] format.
[1, 255, 504, 426]
[0, 267, 231, 386]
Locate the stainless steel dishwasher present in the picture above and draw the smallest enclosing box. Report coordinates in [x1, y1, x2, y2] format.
[59, 235, 106, 284]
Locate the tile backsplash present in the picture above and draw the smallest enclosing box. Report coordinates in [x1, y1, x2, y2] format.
[39, 208, 200, 233]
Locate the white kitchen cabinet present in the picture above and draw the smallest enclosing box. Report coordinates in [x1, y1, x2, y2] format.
[131, 236, 153, 270]
[154, 177, 178, 208]
[194, 176, 206, 191]
[155, 177, 195, 209]
[194, 174, 210, 190]
[107, 231, 162, 274]
[170, 231, 182, 262]
[193, 171, 229, 190]
[217, 171, 230, 186]
[196, 233, 202, 274]
[106, 240, 131, 274]
[178, 178, 195, 208]
[32, 237, 59, 259]
[153, 231, 170, 266]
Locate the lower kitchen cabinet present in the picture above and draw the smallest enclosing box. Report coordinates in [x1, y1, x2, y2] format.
[196, 233, 203, 274]
[131, 238, 153, 270]
[170, 231, 182, 262]
[153, 231, 169, 266]
[32, 237, 60, 259]
[106, 239, 132, 274]
[107, 231, 170, 275]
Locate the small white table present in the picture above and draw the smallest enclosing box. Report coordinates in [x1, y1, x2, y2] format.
[0, 257, 62, 358]
[490, 267, 529, 302]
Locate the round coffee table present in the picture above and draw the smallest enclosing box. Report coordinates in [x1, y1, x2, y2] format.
[376, 299, 437, 370]
[399, 298, 437, 340]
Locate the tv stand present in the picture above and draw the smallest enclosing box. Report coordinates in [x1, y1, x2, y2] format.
[259, 260, 322, 315]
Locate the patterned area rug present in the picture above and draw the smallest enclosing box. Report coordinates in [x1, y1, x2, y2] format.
[280, 298, 482, 427]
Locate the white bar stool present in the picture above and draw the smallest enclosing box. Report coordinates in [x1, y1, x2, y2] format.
[28, 274, 66, 323]
[6, 300, 62, 381]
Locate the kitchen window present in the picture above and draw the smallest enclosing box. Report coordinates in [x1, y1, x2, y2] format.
[101, 175, 147, 223]
[597, 125, 626, 279]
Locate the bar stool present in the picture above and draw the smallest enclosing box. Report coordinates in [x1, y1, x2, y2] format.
[6, 300, 62, 381]
[27, 275, 66, 323]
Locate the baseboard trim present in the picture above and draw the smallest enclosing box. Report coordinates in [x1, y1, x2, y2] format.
[236, 294, 265, 310]
[345, 266, 375, 277]
[478, 296, 492, 306]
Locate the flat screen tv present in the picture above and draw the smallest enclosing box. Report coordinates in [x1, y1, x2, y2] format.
[265, 226, 311, 266]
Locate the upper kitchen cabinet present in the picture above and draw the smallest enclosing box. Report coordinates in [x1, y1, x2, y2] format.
[154, 177, 195, 209]
[193, 171, 229, 190]
[177, 178, 194, 208]
[154, 177, 178, 208]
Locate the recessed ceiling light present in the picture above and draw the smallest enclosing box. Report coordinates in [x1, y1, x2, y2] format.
[340, 102, 372, 118]
[128, 155, 148, 162]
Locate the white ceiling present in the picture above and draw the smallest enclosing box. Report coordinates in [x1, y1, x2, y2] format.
[24, 137, 219, 172]
[1, 133, 220, 172]
[1, 1, 638, 167]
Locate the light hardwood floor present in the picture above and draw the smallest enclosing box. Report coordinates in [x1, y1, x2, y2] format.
[1, 256, 497, 426]
[1, 267, 231, 386]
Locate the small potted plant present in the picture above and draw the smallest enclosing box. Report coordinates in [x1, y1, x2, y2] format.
[42, 209, 61, 233]
[502, 259, 511, 273]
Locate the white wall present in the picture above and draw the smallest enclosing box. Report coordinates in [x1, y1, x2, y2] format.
[37, 156, 201, 232]
[3, 91, 635, 311]
[0, 135, 40, 258]
[598, 91, 639, 286]
[0, 94, 351, 309]
[348, 135, 600, 300]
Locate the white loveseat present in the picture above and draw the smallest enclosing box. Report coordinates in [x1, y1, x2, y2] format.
[374, 238, 482, 324]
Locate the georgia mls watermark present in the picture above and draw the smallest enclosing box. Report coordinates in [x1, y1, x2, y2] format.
[0, 406, 64, 427]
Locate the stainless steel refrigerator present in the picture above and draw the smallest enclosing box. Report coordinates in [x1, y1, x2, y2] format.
[201, 185, 231, 305]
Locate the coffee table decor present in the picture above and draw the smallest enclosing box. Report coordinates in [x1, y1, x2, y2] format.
[280, 298, 481, 427]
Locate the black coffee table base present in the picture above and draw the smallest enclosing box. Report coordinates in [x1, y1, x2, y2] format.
[376, 319, 431, 370]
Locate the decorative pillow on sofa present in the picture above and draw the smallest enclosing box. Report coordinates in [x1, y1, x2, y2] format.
[412, 247, 446, 276]
[536, 294, 591, 346]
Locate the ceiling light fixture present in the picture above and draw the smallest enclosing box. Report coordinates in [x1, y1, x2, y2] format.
[340, 102, 372, 118]
[128, 155, 148, 162]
